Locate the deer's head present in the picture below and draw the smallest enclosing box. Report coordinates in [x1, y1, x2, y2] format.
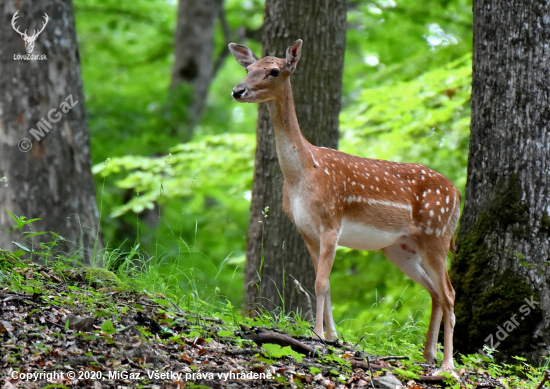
[12, 11, 49, 54]
[229, 39, 302, 103]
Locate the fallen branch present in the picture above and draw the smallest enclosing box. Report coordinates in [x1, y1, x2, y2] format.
[245, 329, 317, 357]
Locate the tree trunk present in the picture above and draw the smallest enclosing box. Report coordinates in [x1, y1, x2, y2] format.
[244, 0, 346, 319]
[450, 0, 550, 363]
[0, 1, 100, 264]
[171, 0, 224, 141]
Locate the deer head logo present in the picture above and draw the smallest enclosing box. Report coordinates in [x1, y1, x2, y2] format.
[11, 11, 49, 54]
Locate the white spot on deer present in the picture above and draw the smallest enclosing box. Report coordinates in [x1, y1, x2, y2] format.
[352, 181, 356, 186]
[429, 210, 434, 217]
[375, 176, 380, 181]
[421, 176, 425, 180]
[324, 168, 330, 175]
[441, 207, 445, 214]
[370, 185, 374, 189]
[438, 215, 441, 221]
[424, 203, 430, 208]
[361, 184, 365, 189]
[436, 201, 440, 205]
[427, 220, 432, 226]
[343, 181, 346, 191]
[435, 228, 441, 237]
[411, 179, 415, 184]
[446, 207, 450, 212]
[425, 227, 433, 235]
[421, 170, 426, 174]
[357, 196, 362, 202]
[412, 169, 416, 173]
[436, 189, 440, 194]
[422, 191, 427, 198]
[376, 187, 380, 192]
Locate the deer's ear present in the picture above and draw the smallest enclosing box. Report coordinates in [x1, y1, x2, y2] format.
[285, 39, 302, 73]
[228, 43, 259, 69]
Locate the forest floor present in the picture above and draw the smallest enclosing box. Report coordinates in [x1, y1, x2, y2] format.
[0, 251, 542, 389]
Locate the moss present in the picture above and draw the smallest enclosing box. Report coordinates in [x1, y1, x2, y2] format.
[82, 267, 120, 283]
[450, 174, 540, 361]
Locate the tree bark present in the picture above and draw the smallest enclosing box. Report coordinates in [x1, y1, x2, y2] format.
[0, 1, 100, 264]
[171, 0, 224, 141]
[244, 0, 346, 319]
[450, 0, 550, 363]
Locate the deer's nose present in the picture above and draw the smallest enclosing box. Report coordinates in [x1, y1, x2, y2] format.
[232, 87, 246, 99]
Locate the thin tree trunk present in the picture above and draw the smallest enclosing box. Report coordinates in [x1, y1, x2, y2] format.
[0, 1, 100, 264]
[171, 0, 224, 141]
[244, 0, 346, 319]
[450, 0, 550, 363]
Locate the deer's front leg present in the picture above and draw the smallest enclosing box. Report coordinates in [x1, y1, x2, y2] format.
[314, 229, 339, 340]
[302, 232, 338, 340]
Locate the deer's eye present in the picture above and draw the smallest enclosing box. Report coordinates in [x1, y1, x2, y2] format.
[269, 69, 280, 77]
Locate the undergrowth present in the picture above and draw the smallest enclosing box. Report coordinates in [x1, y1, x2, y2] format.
[1, 213, 548, 388]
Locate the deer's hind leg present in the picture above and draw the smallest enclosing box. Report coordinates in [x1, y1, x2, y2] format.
[382, 238, 442, 365]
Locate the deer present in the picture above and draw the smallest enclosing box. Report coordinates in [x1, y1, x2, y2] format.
[11, 11, 49, 54]
[228, 39, 460, 371]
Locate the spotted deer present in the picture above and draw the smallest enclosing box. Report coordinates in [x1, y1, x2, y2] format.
[229, 39, 460, 370]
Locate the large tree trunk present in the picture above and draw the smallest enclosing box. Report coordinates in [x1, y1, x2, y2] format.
[244, 0, 346, 318]
[171, 0, 224, 141]
[450, 0, 550, 363]
[0, 1, 100, 264]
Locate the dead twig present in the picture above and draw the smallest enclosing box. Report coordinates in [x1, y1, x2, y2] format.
[377, 355, 410, 361]
[536, 370, 550, 389]
[290, 277, 314, 323]
[296, 334, 344, 348]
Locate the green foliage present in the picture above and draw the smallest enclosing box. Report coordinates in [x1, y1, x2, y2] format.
[93, 134, 254, 217]
[261, 343, 305, 363]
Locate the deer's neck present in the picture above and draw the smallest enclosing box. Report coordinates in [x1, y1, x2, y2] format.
[266, 80, 313, 183]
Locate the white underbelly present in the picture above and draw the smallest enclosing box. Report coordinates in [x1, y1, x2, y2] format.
[337, 218, 403, 251]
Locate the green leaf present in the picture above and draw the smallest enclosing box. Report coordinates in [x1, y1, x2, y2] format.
[309, 366, 321, 375]
[101, 319, 116, 334]
[12, 241, 31, 252]
[261, 343, 305, 363]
